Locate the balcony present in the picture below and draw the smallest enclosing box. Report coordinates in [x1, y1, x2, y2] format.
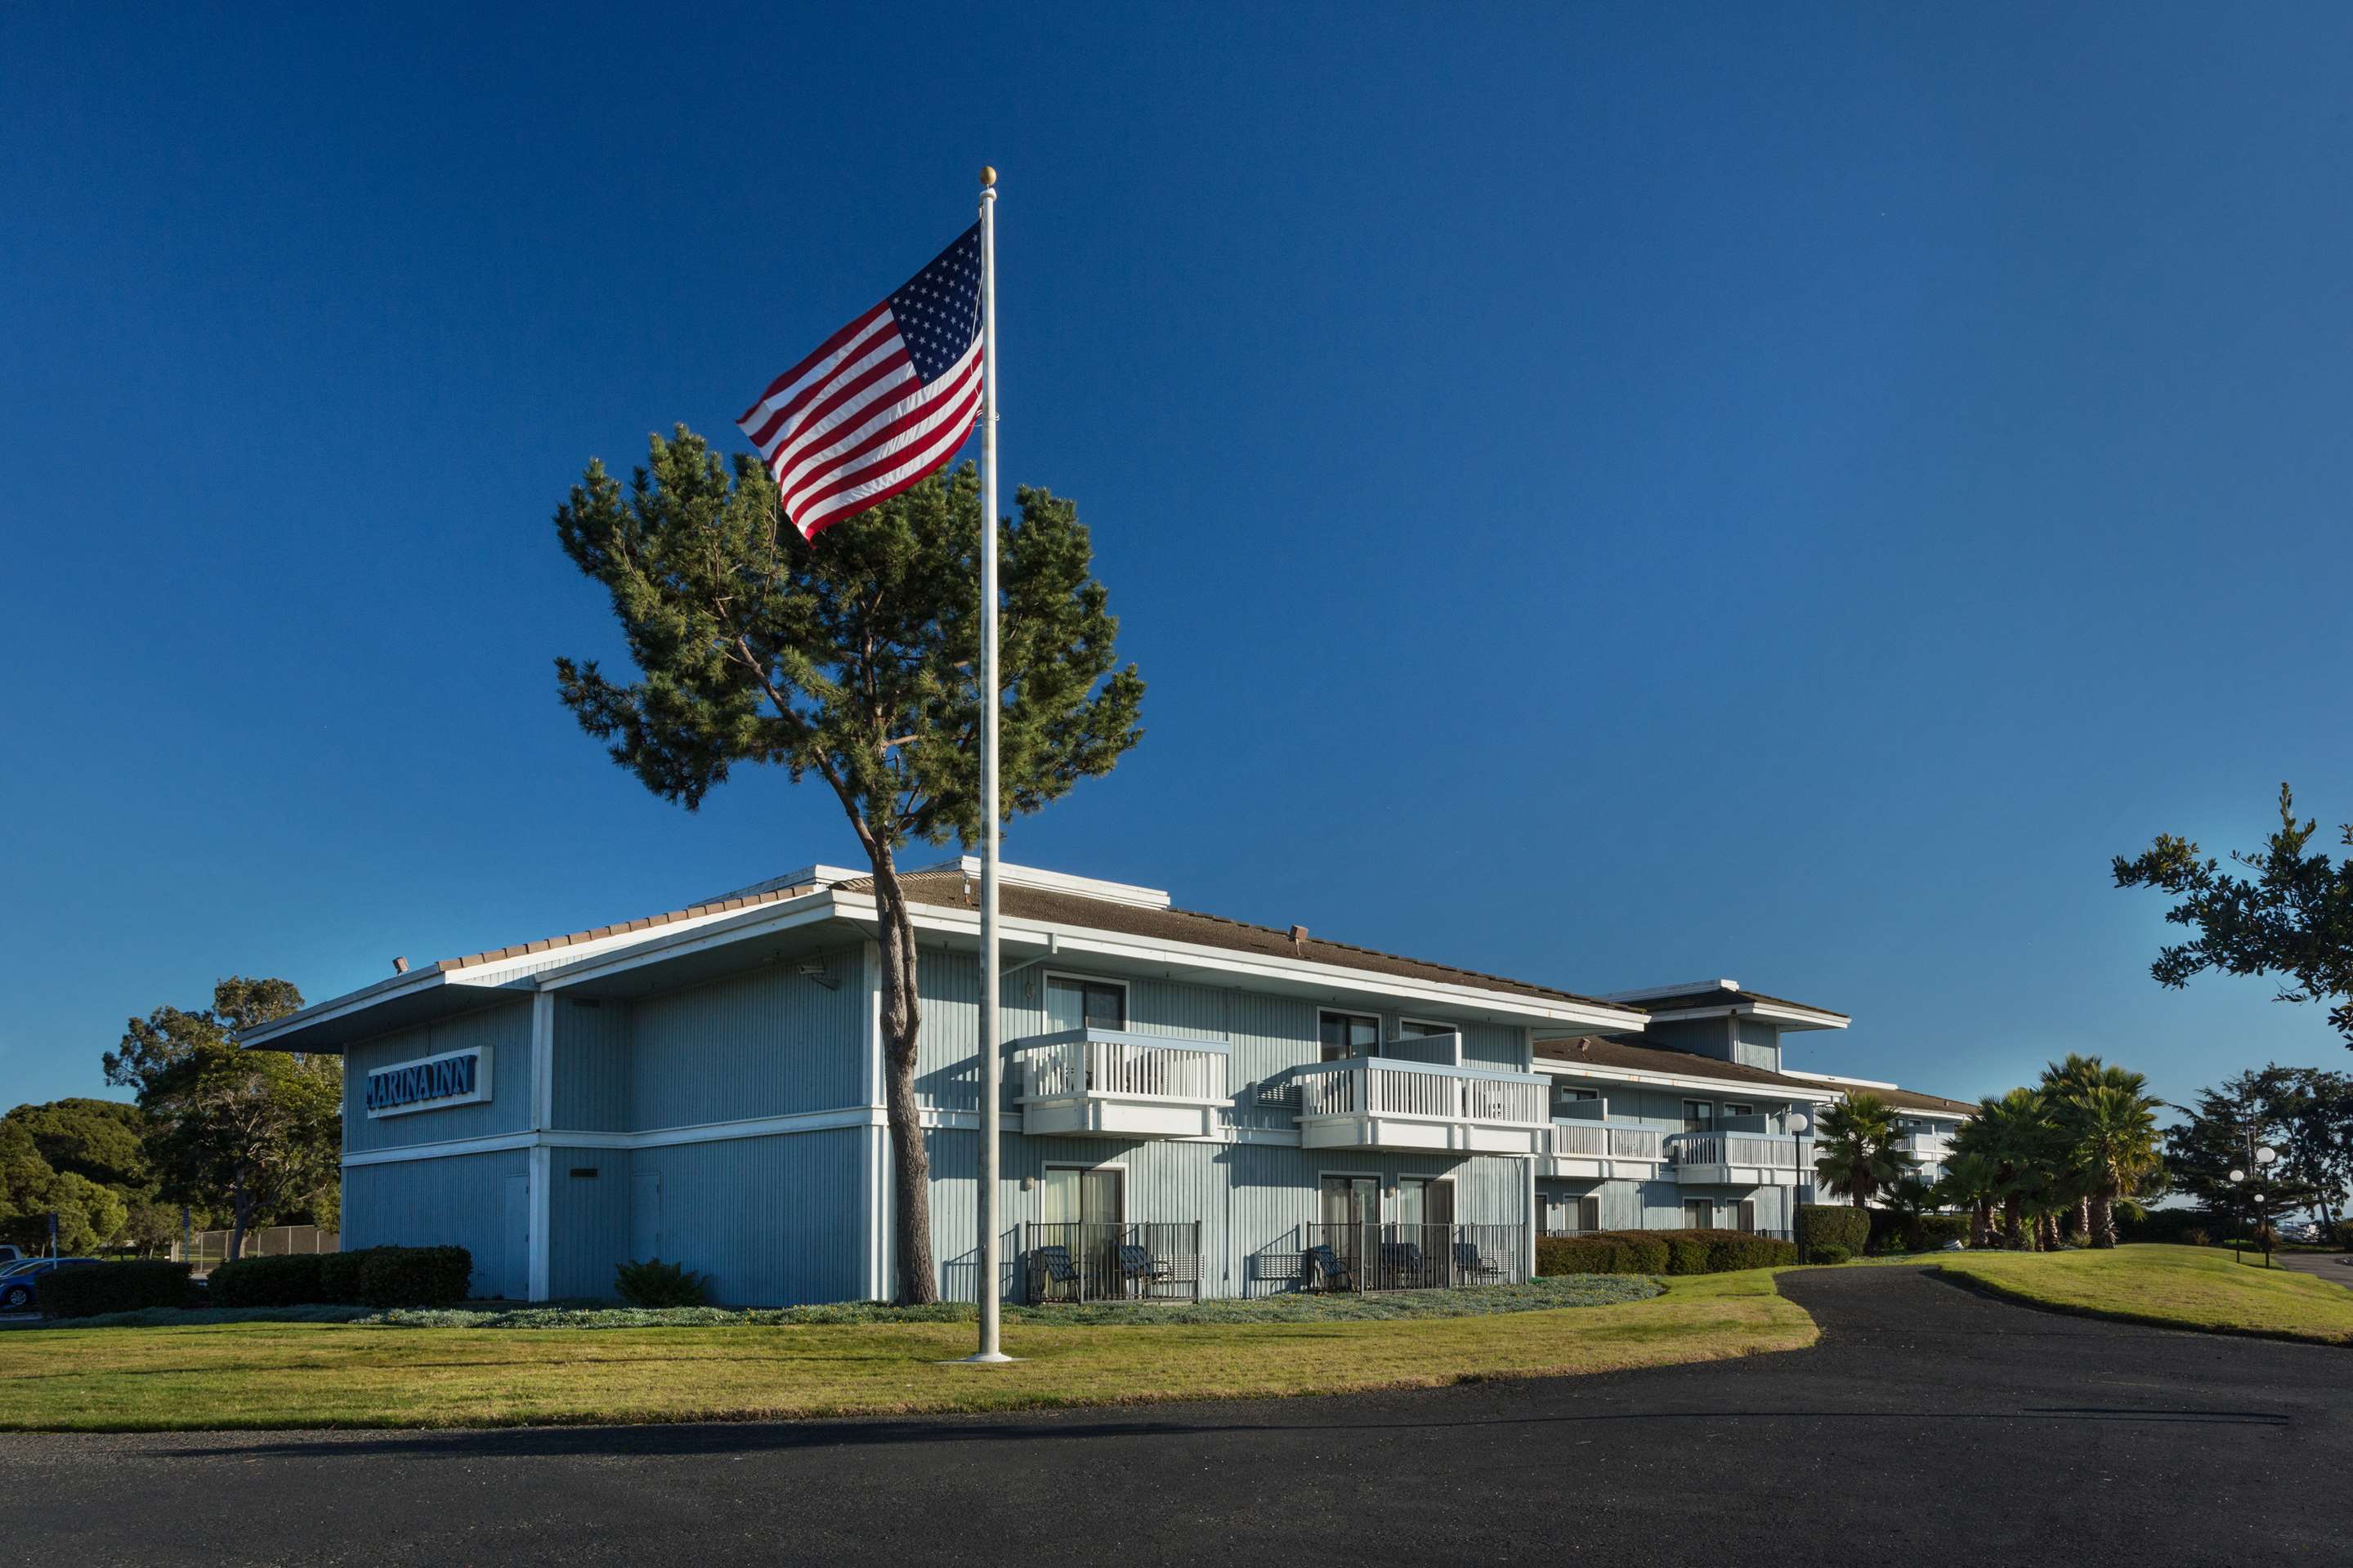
[1013, 1030, 1228, 1139]
[1025, 1221, 1202, 1303]
[1295, 1057, 1550, 1155]
[1897, 1132, 1952, 1158]
[1666, 1131, 1805, 1186]
[1303, 1222, 1529, 1291]
[1539, 1119, 1665, 1179]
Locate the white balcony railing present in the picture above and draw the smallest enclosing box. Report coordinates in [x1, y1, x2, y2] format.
[1013, 1030, 1228, 1139]
[1666, 1131, 1804, 1179]
[1544, 1122, 1664, 1164]
[1295, 1057, 1550, 1155]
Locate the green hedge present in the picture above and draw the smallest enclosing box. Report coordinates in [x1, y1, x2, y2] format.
[208, 1253, 328, 1307]
[2115, 1207, 2221, 1245]
[210, 1245, 472, 1309]
[360, 1245, 472, 1308]
[1796, 1205, 1870, 1262]
[1536, 1229, 1796, 1277]
[1865, 1210, 1971, 1253]
[39, 1261, 193, 1319]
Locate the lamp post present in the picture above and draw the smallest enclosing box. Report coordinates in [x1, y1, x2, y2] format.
[2228, 1139, 2282, 1269]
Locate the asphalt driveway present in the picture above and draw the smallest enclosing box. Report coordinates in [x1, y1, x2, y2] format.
[0, 1266, 2345, 1566]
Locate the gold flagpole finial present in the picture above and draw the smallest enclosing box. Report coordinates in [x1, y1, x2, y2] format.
[979, 165, 997, 188]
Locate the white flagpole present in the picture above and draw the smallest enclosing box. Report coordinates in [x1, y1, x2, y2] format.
[971, 163, 1011, 1364]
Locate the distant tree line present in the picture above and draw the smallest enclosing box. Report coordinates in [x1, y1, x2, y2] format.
[1, 976, 340, 1260]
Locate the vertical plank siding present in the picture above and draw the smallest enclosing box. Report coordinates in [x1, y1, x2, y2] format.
[545, 1146, 631, 1300]
[342, 1000, 534, 1155]
[625, 945, 865, 1127]
[552, 998, 633, 1130]
[343, 1149, 530, 1298]
[923, 1126, 1532, 1303]
[629, 1130, 866, 1307]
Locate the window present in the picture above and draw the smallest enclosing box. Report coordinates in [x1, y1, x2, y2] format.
[1543, 1193, 1601, 1234]
[1736, 1199, 1757, 1235]
[1040, 1165, 1124, 1227]
[1397, 1177, 1454, 1230]
[1682, 1100, 1714, 1133]
[1684, 1199, 1715, 1229]
[1318, 1173, 1379, 1229]
[1319, 1011, 1381, 1062]
[1046, 976, 1126, 1031]
[1724, 1101, 1754, 1119]
[1396, 1018, 1452, 1037]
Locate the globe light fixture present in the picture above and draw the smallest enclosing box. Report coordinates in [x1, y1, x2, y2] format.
[2255, 1146, 2279, 1166]
[2229, 1168, 2246, 1182]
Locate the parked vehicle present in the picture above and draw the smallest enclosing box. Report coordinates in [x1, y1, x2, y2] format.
[0, 1245, 21, 1266]
[0, 1259, 102, 1313]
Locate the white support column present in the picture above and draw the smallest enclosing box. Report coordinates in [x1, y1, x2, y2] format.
[527, 989, 554, 1302]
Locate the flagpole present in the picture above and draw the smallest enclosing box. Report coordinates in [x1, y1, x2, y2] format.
[971, 163, 1012, 1364]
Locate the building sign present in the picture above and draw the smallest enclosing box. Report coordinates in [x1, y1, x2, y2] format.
[365, 1046, 493, 1118]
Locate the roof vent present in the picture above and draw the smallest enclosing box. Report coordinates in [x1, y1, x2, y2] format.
[1289, 924, 1308, 945]
[392, 956, 409, 975]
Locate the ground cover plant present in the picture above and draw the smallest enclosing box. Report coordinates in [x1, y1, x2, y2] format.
[0, 1270, 1810, 1431]
[1935, 1243, 2353, 1346]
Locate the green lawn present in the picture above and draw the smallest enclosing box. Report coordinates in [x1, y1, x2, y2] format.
[1935, 1243, 2353, 1347]
[0, 1270, 1814, 1432]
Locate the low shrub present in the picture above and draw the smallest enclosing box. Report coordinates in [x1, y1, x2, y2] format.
[318, 1247, 382, 1304]
[1865, 1211, 1971, 1254]
[1536, 1229, 1793, 1277]
[208, 1253, 328, 1307]
[38, 1261, 192, 1319]
[2182, 1228, 2210, 1248]
[615, 1258, 710, 1308]
[359, 1245, 473, 1307]
[1796, 1205, 1870, 1261]
[2115, 1206, 2223, 1246]
[1809, 1244, 1852, 1265]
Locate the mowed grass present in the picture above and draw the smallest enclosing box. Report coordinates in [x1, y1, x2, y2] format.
[0, 1270, 1814, 1432]
[1936, 1244, 2353, 1347]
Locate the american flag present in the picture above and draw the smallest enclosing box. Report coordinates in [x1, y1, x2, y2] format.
[738, 224, 984, 541]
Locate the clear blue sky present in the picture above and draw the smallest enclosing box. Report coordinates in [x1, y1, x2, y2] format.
[6, 4, 2349, 1115]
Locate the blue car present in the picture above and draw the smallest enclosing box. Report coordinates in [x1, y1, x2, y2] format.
[0, 1259, 102, 1313]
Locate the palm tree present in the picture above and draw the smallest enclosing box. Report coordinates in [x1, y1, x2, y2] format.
[1935, 1151, 2002, 1248]
[2057, 1083, 2163, 1247]
[2040, 1055, 2153, 1240]
[1881, 1174, 1938, 1253]
[1954, 1088, 2051, 1249]
[1813, 1092, 1914, 1208]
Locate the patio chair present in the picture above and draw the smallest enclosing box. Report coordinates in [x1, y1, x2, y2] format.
[1302, 1244, 1356, 1293]
[1030, 1244, 1080, 1302]
[1379, 1240, 1428, 1289]
[1452, 1240, 1505, 1284]
[1116, 1244, 1173, 1298]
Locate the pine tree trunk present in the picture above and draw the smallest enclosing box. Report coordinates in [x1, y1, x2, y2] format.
[869, 845, 940, 1305]
[226, 1172, 253, 1262]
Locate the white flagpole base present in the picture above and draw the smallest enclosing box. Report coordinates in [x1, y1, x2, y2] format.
[942, 1351, 1020, 1366]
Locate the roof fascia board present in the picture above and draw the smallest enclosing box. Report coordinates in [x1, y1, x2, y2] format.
[1641, 1002, 1850, 1030]
[532, 891, 842, 988]
[879, 896, 1648, 1030]
[1534, 1059, 1843, 1102]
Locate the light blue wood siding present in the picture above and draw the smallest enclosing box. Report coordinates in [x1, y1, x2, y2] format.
[552, 999, 632, 1131]
[342, 1000, 534, 1154]
[1536, 1176, 1799, 1236]
[921, 1128, 1530, 1302]
[1733, 1020, 1781, 1073]
[343, 1149, 529, 1298]
[628, 1130, 866, 1306]
[547, 1146, 631, 1300]
[1458, 1021, 1527, 1072]
[626, 947, 865, 1128]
